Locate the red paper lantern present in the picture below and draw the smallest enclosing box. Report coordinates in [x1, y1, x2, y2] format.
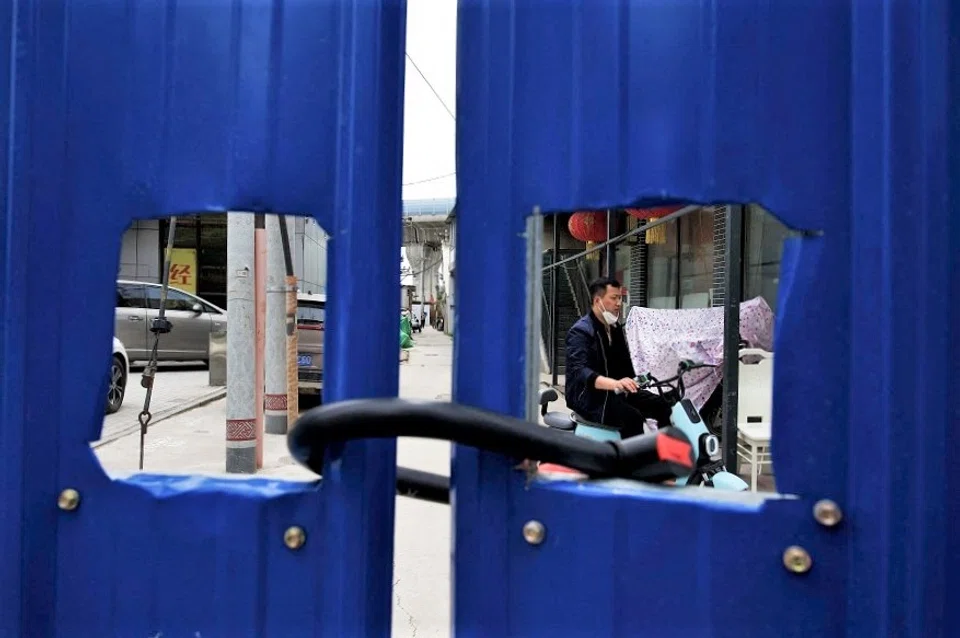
[567, 211, 608, 243]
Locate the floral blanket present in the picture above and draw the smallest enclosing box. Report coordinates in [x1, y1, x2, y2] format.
[623, 297, 774, 410]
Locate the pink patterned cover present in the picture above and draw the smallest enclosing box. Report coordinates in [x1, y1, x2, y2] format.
[623, 297, 775, 410]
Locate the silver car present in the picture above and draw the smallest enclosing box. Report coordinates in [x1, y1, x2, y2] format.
[106, 337, 130, 414]
[115, 280, 227, 364]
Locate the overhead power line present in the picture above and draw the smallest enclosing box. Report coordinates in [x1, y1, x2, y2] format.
[403, 172, 456, 187]
[406, 52, 456, 121]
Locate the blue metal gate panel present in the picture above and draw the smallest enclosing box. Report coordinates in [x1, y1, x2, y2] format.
[0, 1, 406, 636]
[453, 1, 958, 635]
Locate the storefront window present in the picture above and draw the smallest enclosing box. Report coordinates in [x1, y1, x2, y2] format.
[607, 205, 790, 315]
[159, 214, 228, 309]
[744, 204, 792, 312]
[679, 208, 714, 308]
[645, 220, 679, 309]
[643, 208, 714, 309]
[198, 215, 228, 310]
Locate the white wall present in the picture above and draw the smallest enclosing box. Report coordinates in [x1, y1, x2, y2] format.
[441, 217, 455, 335]
[404, 244, 442, 305]
[117, 220, 161, 282]
[294, 216, 329, 295]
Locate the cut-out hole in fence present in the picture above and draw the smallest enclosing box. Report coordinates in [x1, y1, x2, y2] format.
[93, 211, 330, 481]
[533, 203, 800, 494]
[91, 207, 457, 489]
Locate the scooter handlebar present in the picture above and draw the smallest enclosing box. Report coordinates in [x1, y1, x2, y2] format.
[288, 398, 696, 484]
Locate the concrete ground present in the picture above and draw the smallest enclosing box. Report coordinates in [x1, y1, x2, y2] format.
[94, 328, 453, 638]
[98, 363, 225, 446]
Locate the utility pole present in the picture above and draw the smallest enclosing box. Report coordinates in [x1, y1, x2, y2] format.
[265, 215, 289, 434]
[254, 214, 267, 469]
[721, 205, 744, 474]
[550, 216, 559, 387]
[420, 249, 427, 323]
[226, 213, 256, 473]
[278, 215, 299, 426]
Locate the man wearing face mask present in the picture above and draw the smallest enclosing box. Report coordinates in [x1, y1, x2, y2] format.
[564, 277, 672, 437]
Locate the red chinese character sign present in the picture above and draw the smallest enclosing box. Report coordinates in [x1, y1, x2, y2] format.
[167, 248, 198, 294]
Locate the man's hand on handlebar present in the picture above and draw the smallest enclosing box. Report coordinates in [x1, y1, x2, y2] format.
[595, 376, 639, 394]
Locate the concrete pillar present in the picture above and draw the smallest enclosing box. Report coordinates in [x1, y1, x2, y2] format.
[265, 215, 288, 434]
[226, 213, 256, 473]
[254, 214, 267, 469]
[285, 271, 299, 425]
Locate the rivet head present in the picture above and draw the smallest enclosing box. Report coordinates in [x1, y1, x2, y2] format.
[782, 545, 813, 574]
[522, 520, 546, 545]
[57, 488, 80, 512]
[813, 499, 843, 527]
[283, 526, 306, 550]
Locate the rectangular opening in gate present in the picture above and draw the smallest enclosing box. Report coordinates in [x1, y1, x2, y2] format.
[93, 208, 456, 486]
[534, 204, 800, 494]
[94, 211, 331, 480]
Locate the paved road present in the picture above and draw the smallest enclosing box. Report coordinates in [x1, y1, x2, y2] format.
[97, 364, 225, 446]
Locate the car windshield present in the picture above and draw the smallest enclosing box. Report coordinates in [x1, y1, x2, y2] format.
[297, 302, 326, 326]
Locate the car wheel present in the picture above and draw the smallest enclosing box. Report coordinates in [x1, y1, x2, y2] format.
[105, 355, 127, 414]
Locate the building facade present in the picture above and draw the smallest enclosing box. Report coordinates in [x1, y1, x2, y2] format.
[439, 209, 456, 335]
[614, 204, 791, 314]
[542, 204, 793, 377]
[117, 213, 329, 308]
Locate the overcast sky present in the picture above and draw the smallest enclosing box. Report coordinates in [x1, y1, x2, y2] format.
[401, 0, 457, 202]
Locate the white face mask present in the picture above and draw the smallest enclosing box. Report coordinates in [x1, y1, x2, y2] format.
[596, 302, 619, 325]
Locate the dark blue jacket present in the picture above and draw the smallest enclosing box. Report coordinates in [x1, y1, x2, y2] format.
[564, 312, 637, 425]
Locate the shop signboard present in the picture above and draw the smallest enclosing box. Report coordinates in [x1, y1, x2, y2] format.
[167, 247, 198, 294]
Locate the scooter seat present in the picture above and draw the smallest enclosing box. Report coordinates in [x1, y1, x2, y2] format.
[543, 411, 576, 431]
[574, 422, 622, 442]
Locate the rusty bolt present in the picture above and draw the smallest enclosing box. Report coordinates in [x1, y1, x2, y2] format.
[813, 499, 843, 528]
[782, 545, 813, 574]
[283, 526, 306, 550]
[57, 488, 81, 512]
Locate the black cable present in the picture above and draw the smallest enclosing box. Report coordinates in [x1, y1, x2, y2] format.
[276, 214, 295, 277]
[288, 398, 696, 484]
[403, 255, 444, 279]
[396, 467, 450, 504]
[403, 172, 456, 187]
[406, 52, 456, 121]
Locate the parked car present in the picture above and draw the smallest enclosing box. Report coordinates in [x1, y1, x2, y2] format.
[115, 280, 227, 364]
[296, 292, 326, 397]
[107, 337, 130, 414]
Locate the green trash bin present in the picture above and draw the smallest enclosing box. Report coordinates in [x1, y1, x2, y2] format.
[400, 315, 414, 349]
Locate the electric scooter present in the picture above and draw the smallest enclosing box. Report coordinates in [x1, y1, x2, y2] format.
[636, 360, 747, 490]
[539, 360, 748, 491]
